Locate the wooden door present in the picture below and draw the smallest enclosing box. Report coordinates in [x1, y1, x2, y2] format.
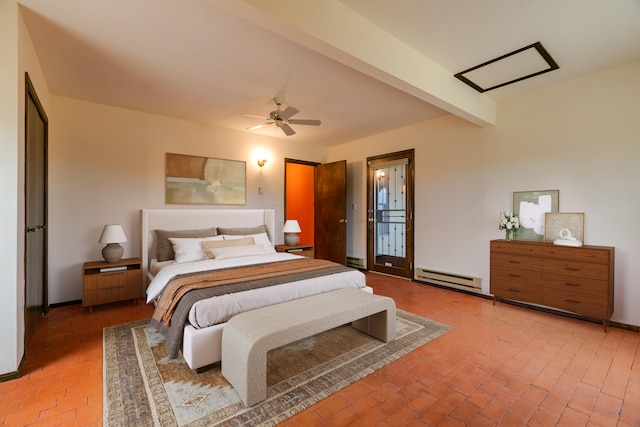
[24, 73, 48, 345]
[314, 160, 347, 264]
[367, 150, 414, 278]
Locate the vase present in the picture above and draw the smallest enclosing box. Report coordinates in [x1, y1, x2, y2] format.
[505, 229, 513, 241]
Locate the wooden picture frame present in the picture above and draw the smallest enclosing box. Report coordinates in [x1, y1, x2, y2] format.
[512, 189, 559, 241]
[544, 212, 585, 242]
[165, 153, 246, 205]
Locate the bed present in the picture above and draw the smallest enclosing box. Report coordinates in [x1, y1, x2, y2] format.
[141, 208, 370, 370]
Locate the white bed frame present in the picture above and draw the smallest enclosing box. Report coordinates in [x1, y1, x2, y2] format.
[141, 208, 276, 370]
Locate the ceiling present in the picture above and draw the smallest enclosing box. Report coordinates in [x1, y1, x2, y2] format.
[18, 0, 640, 146]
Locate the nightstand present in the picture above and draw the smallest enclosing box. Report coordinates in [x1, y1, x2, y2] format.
[275, 244, 314, 258]
[82, 257, 142, 312]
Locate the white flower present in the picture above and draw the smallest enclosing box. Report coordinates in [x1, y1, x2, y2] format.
[498, 210, 520, 235]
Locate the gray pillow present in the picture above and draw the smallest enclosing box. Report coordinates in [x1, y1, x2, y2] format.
[216, 225, 267, 236]
[155, 227, 216, 262]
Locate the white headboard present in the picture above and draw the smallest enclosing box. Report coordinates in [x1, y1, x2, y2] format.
[140, 209, 275, 286]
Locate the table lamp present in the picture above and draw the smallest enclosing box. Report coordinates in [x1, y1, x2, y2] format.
[283, 220, 301, 246]
[99, 224, 127, 263]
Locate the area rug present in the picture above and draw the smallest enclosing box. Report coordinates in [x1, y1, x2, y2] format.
[103, 310, 450, 426]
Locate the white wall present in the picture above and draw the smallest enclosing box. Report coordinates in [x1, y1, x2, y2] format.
[0, 1, 51, 376]
[48, 96, 329, 303]
[331, 60, 640, 327]
[0, 0, 21, 376]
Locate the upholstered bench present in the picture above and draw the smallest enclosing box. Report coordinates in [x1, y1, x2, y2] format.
[221, 287, 396, 406]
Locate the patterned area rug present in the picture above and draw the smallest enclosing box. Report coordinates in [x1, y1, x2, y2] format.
[103, 310, 450, 426]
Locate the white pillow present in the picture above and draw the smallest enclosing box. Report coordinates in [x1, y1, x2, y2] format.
[210, 244, 270, 260]
[168, 236, 224, 263]
[222, 232, 276, 252]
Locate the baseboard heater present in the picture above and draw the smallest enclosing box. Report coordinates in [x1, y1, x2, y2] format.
[415, 267, 482, 294]
[346, 256, 365, 270]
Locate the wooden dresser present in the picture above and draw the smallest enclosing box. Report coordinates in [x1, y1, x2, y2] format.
[490, 240, 614, 330]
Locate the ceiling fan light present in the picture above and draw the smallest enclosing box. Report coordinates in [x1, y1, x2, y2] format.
[247, 124, 264, 130]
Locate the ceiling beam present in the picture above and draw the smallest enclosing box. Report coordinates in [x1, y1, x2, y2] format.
[213, 0, 496, 127]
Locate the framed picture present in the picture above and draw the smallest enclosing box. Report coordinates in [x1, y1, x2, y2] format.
[165, 153, 246, 205]
[544, 213, 585, 242]
[513, 189, 559, 241]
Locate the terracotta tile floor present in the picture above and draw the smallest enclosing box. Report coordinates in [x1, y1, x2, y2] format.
[2, 272, 640, 426]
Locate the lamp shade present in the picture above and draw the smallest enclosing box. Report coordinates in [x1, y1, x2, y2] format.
[99, 224, 127, 244]
[282, 220, 301, 233]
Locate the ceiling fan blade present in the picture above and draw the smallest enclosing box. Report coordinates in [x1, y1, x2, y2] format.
[242, 113, 267, 119]
[288, 119, 321, 126]
[281, 123, 296, 136]
[281, 106, 299, 119]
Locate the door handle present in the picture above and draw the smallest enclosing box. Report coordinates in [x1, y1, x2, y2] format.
[27, 227, 36, 233]
[339, 218, 347, 223]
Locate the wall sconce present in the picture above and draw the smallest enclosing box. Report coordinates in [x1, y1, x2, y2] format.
[257, 159, 267, 195]
[99, 224, 127, 263]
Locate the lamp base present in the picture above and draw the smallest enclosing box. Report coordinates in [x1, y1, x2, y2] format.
[102, 243, 124, 263]
[284, 233, 299, 246]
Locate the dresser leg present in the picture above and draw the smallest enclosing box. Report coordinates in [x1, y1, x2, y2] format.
[603, 319, 609, 332]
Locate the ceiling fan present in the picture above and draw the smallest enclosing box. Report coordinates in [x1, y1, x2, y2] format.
[245, 97, 321, 136]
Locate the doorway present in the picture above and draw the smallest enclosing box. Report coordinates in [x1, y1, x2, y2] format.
[367, 149, 414, 278]
[24, 73, 49, 345]
[284, 159, 348, 264]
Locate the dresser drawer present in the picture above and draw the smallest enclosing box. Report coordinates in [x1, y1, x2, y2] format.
[491, 279, 541, 304]
[491, 252, 542, 272]
[83, 269, 140, 291]
[491, 266, 542, 287]
[543, 259, 609, 281]
[543, 246, 610, 264]
[491, 241, 543, 257]
[83, 284, 140, 307]
[542, 288, 608, 318]
[543, 273, 607, 298]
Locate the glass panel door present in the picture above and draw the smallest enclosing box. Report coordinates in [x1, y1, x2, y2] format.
[367, 150, 414, 278]
[374, 162, 407, 268]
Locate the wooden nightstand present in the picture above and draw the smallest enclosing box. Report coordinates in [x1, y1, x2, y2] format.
[82, 258, 142, 313]
[275, 244, 314, 258]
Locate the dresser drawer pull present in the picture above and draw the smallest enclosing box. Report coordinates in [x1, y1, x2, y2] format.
[101, 285, 125, 290]
[508, 288, 520, 292]
[508, 274, 521, 278]
[564, 299, 580, 304]
[566, 283, 580, 287]
[565, 267, 580, 271]
[508, 260, 521, 264]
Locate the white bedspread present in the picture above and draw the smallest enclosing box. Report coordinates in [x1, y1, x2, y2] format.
[188, 268, 366, 328]
[146, 252, 367, 329]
